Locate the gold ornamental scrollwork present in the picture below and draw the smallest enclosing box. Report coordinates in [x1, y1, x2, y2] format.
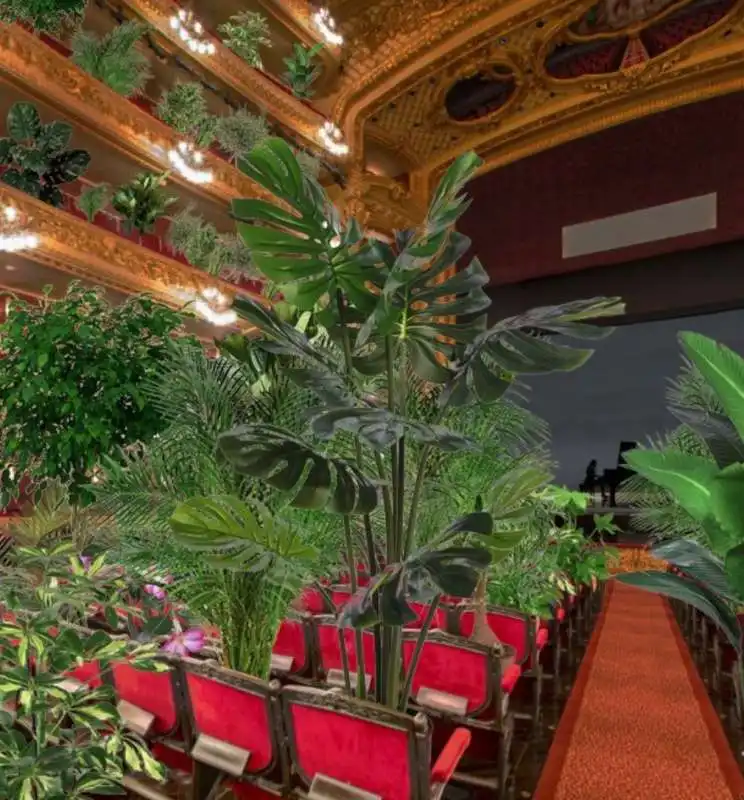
[0, 184, 264, 317]
[608, 547, 668, 574]
[0, 24, 275, 208]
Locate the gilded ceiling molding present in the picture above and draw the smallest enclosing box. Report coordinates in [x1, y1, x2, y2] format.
[120, 0, 327, 146]
[0, 184, 264, 318]
[0, 24, 275, 208]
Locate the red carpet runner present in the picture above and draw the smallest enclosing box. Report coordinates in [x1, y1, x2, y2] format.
[534, 581, 744, 800]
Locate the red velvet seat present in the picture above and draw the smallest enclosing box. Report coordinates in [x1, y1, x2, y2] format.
[181, 659, 286, 796]
[67, 661, 103, 688]
[282, 685, 471, 800]
[313, 616, 376, 691]
[405, 601, 448, 631]
[272, 615, 312, 678]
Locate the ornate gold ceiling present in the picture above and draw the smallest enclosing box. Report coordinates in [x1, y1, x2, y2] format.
[316, 0, 744, 209]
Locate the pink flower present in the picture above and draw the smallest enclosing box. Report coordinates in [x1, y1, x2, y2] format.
[79, 556, 92, 571]
[144, 584, 167, 601]
[161, 628, 205, 657]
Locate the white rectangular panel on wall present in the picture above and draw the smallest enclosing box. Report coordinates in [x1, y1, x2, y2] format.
[562, 193, 717, 259]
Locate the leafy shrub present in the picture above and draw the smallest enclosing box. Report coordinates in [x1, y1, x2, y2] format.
[156, 82, 215, 147]
[218, 11, 271, 69]
[111, 171, 176, 234]
[0, 0, 86, 32]
[282, 43, 323, 99]
[214, 108, 270, 163]
[76, 183, 110, 221]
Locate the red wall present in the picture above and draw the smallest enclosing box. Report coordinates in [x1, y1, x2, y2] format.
[459, 90, 744, 286]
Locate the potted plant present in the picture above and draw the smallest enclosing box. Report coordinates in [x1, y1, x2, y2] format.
[111, 171, 176, 237]
[218, 11, 272, 69]
[281, 43, 323, 99]
[0, 0, 87, 32]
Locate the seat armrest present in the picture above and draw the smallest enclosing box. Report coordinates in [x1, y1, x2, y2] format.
[430, 727, 471, 796]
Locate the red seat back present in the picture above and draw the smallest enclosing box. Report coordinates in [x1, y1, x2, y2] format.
[315, 620, 376, 684]
[183, 663, 277, 774]
[458, 608, 532, 664]
[111, 662, 178, 735]
[283, 688, 422, 800]
[406, 601, 447, 631]
[402, 634, 492, 715]
[272, 618, 308, 674]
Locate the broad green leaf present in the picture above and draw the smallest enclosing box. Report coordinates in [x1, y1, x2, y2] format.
[680, 331, 744, 443]
[8, 102, 41, 140]
[618, 570, 741, 650]
[652, 539, 734, 600]
[623, 448, 719, 522]
[710, 462, 744, 545]
[724, 542, 744, 600]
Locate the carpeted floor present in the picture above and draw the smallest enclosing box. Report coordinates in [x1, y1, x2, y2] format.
[534, 581, 744, 800]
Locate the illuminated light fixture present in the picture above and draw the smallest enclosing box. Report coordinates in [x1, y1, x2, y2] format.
[194, 286, 237, 326]
[0, 233, 38, 252]
[3, 206, 18, 223]
[169, 8, 216, 55]
[319, 121, 349, 156]
[312, 7, 343, 46]
[168, 141, 213, 184]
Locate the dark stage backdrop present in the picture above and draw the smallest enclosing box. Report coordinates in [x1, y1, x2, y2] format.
[525, 307, 744, 488]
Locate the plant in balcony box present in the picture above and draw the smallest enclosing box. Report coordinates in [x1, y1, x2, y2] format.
[0, 101, 90, 208]
[111, 171, 176, 235]
[76, 183, 111, 222]
[0, 283, 190, 507]
[92, 343, 323, 678]
[0, 542, 167, 800]
[156, 82, 216, 148]
[218, 10, 272, 69]
[617, 333, 744, 656]
[166, 137, 622, 709]
[215, 107, 271, 164]
[282, 43, 323, 99]
[71, 21, 152, 98]
[0, 0, 86, 33]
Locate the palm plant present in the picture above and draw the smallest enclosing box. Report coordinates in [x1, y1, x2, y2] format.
[619, 332, 744, 653]
[71, 21, 152, 97]
[168, 138, 622, 709]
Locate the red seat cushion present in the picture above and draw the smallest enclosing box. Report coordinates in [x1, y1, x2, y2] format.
[111, 663, 178, 736]
[501, 663, 521, 695]
[272, 618, 307, 673]
[459, 610, 531, 664]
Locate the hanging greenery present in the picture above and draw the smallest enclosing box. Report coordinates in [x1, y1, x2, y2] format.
[282, 43, 323, 99]
[0, 283, 190, 505]
[218, 11, 272, 69]
[214, 108, 270, 164]
[156, 83, 216, 147]
[71, 20, 152, 98]
[0, 0, 86, 33]
[111, 171, 176, 234]
[0, 102, 90, 207]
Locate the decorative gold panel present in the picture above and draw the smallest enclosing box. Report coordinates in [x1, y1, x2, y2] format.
[0, 24, 274, 207]
[120, 0, 327, 146]
[0, 184, 263, 316]
[608, 547, 667, 574]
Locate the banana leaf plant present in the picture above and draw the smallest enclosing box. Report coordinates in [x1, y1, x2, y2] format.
[619, 332, 744, 653]
[170, 138, 623, 709]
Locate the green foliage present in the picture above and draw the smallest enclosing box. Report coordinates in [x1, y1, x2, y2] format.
[282, 43, 323, 99]
[0, 283, 189, 504]
[0, 102, 90, 207]
[218, 11, 272, 69]
[156, 82, 216, 146]
[296, 149, 321, 180]
[76, 182, 110, 221]
[111, 171, 176, 234]
[182, 138, 623, 707]
[0, 543, 167, 800]
[71, 21, 152, 97]
[620, 331, 744, 653]
[168, 207, 254, 276]
[215, 108, 270, 164]
[0, 0, 86, 32]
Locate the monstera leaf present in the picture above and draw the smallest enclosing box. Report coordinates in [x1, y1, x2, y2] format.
[232, 138, 382, 313]
[441, 297, 624, 407]
[218, 424, 378, 514]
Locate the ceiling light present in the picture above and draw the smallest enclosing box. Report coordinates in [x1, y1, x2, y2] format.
[319, 121, 349, 156]
[313, 8, 343, 46]
[168, 142, 213, 184]
[0, 233, 38, 252]
[194, 299, 237, 327]
[169, 10, 216, 55]
[3, 206, 18, 223]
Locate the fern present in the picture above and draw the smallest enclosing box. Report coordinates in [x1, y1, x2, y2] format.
[71, 22, 151, 98]
[215, 109, 270, 164]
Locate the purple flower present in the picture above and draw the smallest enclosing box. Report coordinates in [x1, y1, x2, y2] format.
[79, 555, 92, 571]
[161, 628, 205, 657]
[144, 584, 167, 601]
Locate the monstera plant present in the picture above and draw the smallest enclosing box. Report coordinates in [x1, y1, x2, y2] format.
[0, 102, 90, 207]
[619, 332, 744, 653]
[169, 138, 622, 709]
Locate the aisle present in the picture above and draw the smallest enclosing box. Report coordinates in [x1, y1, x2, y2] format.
[534, 581, 744, 800]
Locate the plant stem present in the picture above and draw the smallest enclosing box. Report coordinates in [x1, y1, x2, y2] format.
[343, 516, 367, 700]
[399, 594, 441, 711]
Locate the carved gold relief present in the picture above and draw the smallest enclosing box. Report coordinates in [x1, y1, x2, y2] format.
[0, 24, 276, 207]
[608, 547, 668, 574]
[0, 184, 263, 318]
